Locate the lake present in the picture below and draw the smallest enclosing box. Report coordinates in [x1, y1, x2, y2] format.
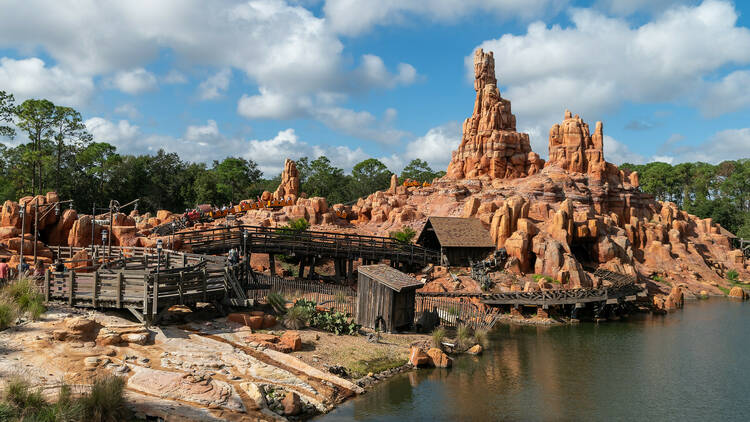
[318, 299, 749, 421]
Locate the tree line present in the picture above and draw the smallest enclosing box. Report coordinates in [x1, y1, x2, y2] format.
[0, 92, 445, 213]
[620, 160, 750, 238]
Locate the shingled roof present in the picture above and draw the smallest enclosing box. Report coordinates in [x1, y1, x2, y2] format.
[358, 264, 423, 292]
[418, 216, 495, 248]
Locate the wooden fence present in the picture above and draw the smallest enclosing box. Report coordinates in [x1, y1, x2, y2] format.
[253, 273, 356, 316]
[415, 294, 498, 330]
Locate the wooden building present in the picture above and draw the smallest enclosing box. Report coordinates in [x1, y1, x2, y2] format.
[356, 264, 423, 333]
[416, 216, 495, 266]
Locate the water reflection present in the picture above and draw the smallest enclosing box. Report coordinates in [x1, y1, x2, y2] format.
[319, 300, 750, 421]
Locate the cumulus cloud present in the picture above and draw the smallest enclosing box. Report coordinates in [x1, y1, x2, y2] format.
[602, 135, 646, 165]
[0, 57, 93, 106]
[323, 0, 568, 36]
[656, 128, 750, 164]
[83, 117, 371, 175]
[114, 104, 141, 120]
[163, 69, 188, 84]
[311, 107, 409, 144]
[700, 70, 750, 117]
[471, 0, 750, 139]
[107, 68, 157, 94]
[197, 68, 231, 100]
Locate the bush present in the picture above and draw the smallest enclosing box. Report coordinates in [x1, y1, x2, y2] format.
[0, 303, 16, 330]
[267, 292, 287, 315]
[281, 218, 310, 233]
[1, 375, 129, 422]
[532, 274, 555, 284]
[2, 277, 46, 322]
[456, 324, 473, 350]
[310, 310, 360, 336]
[431, 326, 446, 349]
[389, 227, 416, 244]
[79, 375, 128, 422]
[727, 269, 739, 282]
[282, 305, 310, 330]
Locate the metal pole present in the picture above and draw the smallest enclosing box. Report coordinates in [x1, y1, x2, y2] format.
[33, 198, 39, 264]
[19, 205, 25, 279]
[108, 201, 114, 264]
[91, 202, 96, 257]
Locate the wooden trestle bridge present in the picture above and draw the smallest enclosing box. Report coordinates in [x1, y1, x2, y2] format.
[178, 225, 442, 281]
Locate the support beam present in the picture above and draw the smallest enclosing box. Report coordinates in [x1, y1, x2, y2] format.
[269, 254, 276, 276]
[298, 256, 306, 279]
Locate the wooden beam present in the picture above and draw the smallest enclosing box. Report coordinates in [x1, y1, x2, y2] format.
[116, 272, 123, 308]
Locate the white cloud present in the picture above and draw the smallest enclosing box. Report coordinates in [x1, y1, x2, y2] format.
[355, 55, 417, 89]
[323, 0, 568, 36]
[700, 70, 750, 117]
[404, 122, 461, 169]
[163, 69, 188, 84]
[594, 0, 693, 16]
[603, 135, 646, 165]
[107, 68, 157, 94]
[0, 57, 94, 106]
[114, 104, 141, 119]
[197, 68, 231, 100]
[83, 117, 371, 176]
[237, 88, 312, 119]
[471, 0, 750, 136]
[311, 107, 409, 144]
[657, 128, 750, 164]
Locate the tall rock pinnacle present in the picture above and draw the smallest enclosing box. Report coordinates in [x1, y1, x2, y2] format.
[446, 49, 544, 180]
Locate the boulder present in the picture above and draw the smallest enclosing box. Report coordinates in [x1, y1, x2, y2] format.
[728, 287, 748, 300]
[262, 314, 277, 329]
[279, 331, 302, 352]
[466, 344, 483, 355]
[409, 346, 431, 367]
[47, 209, 77, 246]
[122, 333, 149, 345]
[282, 391, 302, 416]
[248, 316, 264, 330]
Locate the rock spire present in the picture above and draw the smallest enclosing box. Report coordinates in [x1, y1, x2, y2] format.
[273, 159, 300, 202]
[446, 49, 544, 180]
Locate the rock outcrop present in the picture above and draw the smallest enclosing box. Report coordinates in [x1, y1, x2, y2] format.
[273, 158, 301, 202]
[446, 49, 544, 180]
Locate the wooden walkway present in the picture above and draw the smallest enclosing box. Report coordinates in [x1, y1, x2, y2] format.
[178, 225, 441, 267]
[45, 246, 250, 324]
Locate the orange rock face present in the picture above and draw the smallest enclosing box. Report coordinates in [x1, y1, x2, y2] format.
[273, 158, 300, 202]
[446, 49, 544, 180]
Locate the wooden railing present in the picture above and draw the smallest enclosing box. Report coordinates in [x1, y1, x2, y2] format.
[179, 225, 441, 266]
[253, 273, 356, 316]
[415, 295, 498, 330]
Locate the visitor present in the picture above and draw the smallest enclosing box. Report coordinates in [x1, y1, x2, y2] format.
[54, 259, 65, 273]
[32, 261, 45, 279]
[20, 260, 30, 276]
[0, 258, 8, 285]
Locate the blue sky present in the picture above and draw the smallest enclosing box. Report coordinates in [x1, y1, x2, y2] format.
[1, 0, 749, 176]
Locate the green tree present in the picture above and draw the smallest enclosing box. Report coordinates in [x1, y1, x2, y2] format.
[401, 158, 444, 183]
[14, 99, 56, 195]
[213, 157, 262, 204]
[302, 156, 347, 203]
[0, 91, 15, 139]
[350, 158, 391, 198]
[50, 106, 92, 191]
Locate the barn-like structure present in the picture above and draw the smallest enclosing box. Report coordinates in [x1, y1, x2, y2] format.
[356, 264, 423, 333]
[416, 216, 495, 266]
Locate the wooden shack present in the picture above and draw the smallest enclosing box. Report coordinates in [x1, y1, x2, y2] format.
[416, 216, 495, 266]
[356, 264, 423, 333]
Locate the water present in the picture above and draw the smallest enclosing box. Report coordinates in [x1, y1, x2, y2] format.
[318, 300, 750, 421]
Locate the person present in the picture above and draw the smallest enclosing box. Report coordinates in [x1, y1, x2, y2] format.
[0, 258, 8, 285]
[54, 259, 65, 273]
[20, 260, 30, 275]
[32, 261, 44, 279]
[228, 248, 238, 266]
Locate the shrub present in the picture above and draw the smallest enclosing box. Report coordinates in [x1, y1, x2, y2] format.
[281, 218, 310, 233]
[310, 310, 360, 335]
[79, 375, 128, 422]
[727, 269, 739, 282]
[267, 292, 287, 315]
[456, 324, 473, 350]
[389, 226, 416, 244]
[0, 303, 16, 330]
[431, 326, 446, 349]
[2, 277, 46, 322]
[282, 305, 310, 330]
[532, 274, 555, 284]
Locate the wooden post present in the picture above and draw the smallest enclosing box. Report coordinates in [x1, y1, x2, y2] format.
[152, 273, 159, 319]
[308, 256, 317, 279]
[298, 257, 306, 279]
[202, 268, 208, 302]
[269, 254, 276, 276]
[93, 271, 99, 308]
[182, 253, 187, 268]
[165, 251, 170, 269]
[178, 271, 184, 305]
[142, 274, 149, 318]
[116, 272, 123, 309]
[44, 269, 50, 302]
[68, 270, 75, 306]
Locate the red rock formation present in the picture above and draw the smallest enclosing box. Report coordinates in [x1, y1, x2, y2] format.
[446, 49, 544, 180]
[273, 158, 301, 202]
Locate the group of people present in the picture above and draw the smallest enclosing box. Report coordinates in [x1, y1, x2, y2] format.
[0, 257, 52, 285]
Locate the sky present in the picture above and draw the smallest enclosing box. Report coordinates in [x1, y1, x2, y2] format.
[1, 0, 749, 176]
